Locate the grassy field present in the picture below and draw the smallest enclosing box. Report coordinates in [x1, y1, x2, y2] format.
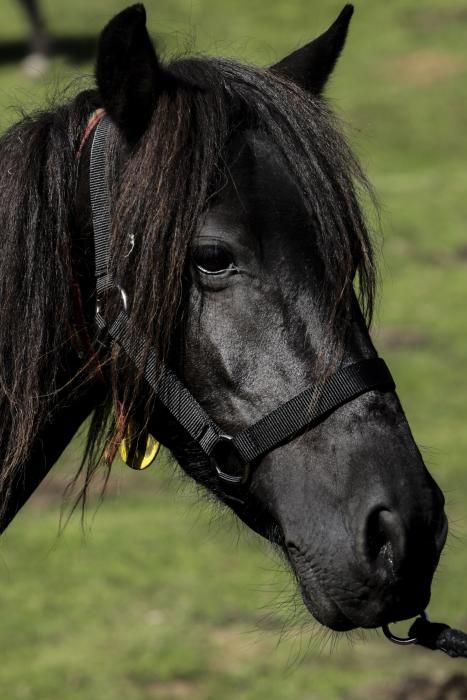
[1, 1, 467, 698]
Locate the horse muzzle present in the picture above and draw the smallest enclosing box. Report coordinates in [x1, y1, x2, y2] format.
[285, 499, 448, 631]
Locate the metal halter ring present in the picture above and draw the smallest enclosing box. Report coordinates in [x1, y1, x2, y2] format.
[382, 610, 430, 646]
[96, 283, 128, 317]
[210, 434, 250, 486]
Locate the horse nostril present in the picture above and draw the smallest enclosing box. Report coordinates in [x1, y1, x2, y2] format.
[364, 507, 406, 577]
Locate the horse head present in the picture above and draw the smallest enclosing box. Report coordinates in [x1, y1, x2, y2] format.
[91, 4, 447, 632]
[0, 4, 448, 635]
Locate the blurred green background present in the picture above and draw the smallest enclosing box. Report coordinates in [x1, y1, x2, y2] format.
[1, 1, 467, 698]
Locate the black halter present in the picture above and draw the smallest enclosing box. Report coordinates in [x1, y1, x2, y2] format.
[90, 116, 395, 503]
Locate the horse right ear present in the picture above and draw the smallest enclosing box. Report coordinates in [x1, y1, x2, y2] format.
[271, 5, 354, 94]
[96, 4, 167, 143]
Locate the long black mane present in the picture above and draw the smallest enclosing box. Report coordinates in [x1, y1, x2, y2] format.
[0, 56, 376, 517]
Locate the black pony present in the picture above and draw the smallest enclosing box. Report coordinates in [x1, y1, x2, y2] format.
[0, 4, 447, 633]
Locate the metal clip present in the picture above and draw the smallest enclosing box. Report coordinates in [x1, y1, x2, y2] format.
[382, 610, 430, 646]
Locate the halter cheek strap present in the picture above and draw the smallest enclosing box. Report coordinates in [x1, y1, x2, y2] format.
[89, 115, 395, 504]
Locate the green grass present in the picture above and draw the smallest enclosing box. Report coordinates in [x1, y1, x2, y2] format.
[1, 1, 467, 698]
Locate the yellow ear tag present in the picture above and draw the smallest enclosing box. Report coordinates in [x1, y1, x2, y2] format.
[118, 423, 161, 470]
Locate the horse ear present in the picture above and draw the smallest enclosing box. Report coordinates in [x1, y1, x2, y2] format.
[96, 4, 167, 142]
[271, 4, 354, 94]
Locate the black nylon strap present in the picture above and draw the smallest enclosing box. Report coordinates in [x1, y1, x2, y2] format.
[99, 309, 221, 454]
[98, 303, 394, 466]
[90, 117, 113, 282]
[89, 115, 396, 496]
[89, 117, 222, 459]
[232, 358, 394, 463]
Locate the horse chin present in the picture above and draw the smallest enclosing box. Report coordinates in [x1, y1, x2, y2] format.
[299, 585, 357, 632]
[286, 541, 434, 632]
[296, 570, 433, 633]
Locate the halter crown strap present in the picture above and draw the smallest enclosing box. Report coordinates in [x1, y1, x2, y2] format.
[89, 116, 395, 503]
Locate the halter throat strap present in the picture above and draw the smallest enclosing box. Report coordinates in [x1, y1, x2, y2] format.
[90, 116, 395, 503]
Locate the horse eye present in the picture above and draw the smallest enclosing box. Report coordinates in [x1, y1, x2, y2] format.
[192, 243, 237, 276]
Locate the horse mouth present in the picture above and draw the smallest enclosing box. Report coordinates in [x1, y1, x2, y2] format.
[297, 581, 425, 632]
[296, 573, 430, 633]
[284, 542, 359, 630]
[286, 542, 433, 633]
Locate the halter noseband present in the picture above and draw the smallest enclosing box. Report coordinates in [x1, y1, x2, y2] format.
[89, 116, 395, 504]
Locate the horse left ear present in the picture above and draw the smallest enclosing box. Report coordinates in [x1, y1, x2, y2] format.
[96, 4, 168, 142]
[271, 4, 354, 94]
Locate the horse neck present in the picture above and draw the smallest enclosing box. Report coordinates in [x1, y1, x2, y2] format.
[0, 109, 107, 531]
[0, 380, 104, 532]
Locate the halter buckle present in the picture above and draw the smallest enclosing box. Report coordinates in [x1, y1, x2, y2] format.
[211, 434, 250, 487]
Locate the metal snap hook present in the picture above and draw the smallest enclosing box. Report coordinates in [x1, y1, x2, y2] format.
[382, 610, 430, 646]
